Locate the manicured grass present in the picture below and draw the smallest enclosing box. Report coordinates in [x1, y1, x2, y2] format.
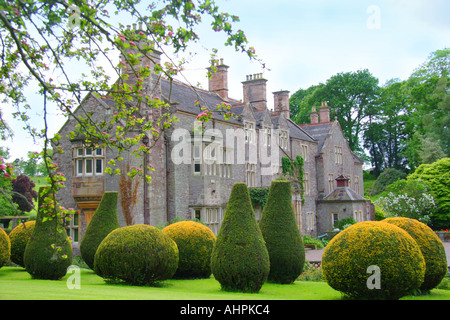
[1, 266, 449, 300]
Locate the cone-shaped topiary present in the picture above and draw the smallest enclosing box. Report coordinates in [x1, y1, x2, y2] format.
[211, 183, 270, 293]
[322, 221, 425, 300]
[9, 220, 35, 267]
[80, 191, 120, 270]
[162, 220, 216, 279]
[94, 224, 179, 286]
[384, 217, 448, 292]
[0, 227, 10, 269]
[23, 187, 73, 280]
[259, 180, 305, 284]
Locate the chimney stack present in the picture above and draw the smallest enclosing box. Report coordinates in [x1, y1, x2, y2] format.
[310, 106, 319, 124]
[242, 73, 267, 111]
[208, 58, 229, 100]
[319, 101, 330, 123]
[273, 90, 290, 119]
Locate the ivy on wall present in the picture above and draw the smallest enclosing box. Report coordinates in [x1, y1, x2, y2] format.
[281, 155, 305, 204]
[248, 187, 270, 209]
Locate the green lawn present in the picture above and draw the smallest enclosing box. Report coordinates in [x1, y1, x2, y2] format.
[1, 266, 449, 300]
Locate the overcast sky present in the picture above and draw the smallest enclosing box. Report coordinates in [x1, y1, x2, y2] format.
[2, 0, 450, 160]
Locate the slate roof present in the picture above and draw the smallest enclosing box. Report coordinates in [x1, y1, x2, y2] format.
[321, 186, 366, 202]
[299, 122, 334, 153]
[159, 78, 316, 143]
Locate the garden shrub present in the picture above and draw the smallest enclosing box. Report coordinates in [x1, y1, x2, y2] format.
[23, 187, 73, 280]
[322, 221, 425, 300]
[80, 191, 120, 270]
[370, 168, 406, 196]
[0, 227, 10, 268]
[383, 217, 447, 291]
[9, 220, 35, 267]
[211, 183, 270, 293]
[259, 180, 305, 284]
[162, 220, 215, 279]
[94, 224, 179, 286]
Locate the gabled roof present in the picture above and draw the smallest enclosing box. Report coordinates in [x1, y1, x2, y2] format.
[299, 121, 334, 153]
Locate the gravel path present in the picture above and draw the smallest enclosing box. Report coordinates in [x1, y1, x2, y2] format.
[305, 242, 450, 267]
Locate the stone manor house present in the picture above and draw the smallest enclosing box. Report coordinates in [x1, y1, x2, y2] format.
[55, 34, 374, 254]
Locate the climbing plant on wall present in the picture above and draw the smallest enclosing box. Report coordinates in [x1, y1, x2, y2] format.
[281, 155, 305, 204]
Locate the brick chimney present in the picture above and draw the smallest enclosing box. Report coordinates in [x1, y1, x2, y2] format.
[208, 58, 229, 100]
[273, 90, 290, 119]
[310, 106, 319, 124]
[319, 101, 330, 123]
[242, 73, 267, 111]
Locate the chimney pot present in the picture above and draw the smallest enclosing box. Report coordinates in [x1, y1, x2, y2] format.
[207, 58, 229, 99]
[319, 101, 330, 123]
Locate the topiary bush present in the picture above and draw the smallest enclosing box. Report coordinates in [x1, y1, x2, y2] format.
[23, 187, 73, 280]
[162, 220, 215, 279]
[259, 180, 305, 284]
[322, 221, 425, 300]
[383, 217, 448, 292]
[211, 183, 270, 293]
[0, 227, 10, 268]
[80, 191, 120, 270]
[9, 220, 35, 267]
[94, 224, 179, 286]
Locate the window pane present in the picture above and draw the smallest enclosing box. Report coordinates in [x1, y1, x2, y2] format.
[85, 148, 92, 156]
[77, 148, 83, 157]
[77, 159, 83, 175]
[96, 159, 103, 174]
[85, 159, 93, 173]
[95, 148, 103, 156]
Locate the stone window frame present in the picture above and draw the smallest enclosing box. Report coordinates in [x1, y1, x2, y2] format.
[65, 210, 79, 244]
[334, 146, 343, 165]
[262, 126, 272, 147]
[331, 212, 339, 230]
[279, 129, 289, 150]
[303, 172, 310, 195]
[328, 173, 334, 193]
[73, 146, 104, 177]
[244, 121, 256, 144]
[246, 162, 257, 187]
[301, 144, 308, 161]
[306, 211, 315, 232]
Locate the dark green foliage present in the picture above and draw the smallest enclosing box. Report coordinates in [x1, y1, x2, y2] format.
[23, 187, 72, 280]
[370, 168, 407, 196]
[259, 180, 305, 284]
[94, 224, 179, 286]
[211, 183, 270, 293]
[248, 187, 270, 209]
[80, 191, 120, 270]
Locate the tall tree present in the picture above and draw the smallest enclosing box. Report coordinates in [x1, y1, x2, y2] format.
[290, 69, 380, 157]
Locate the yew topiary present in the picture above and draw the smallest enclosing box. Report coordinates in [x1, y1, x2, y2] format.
[9, 220, 35, 267]
[384, 217, 448, 291]
[80, 191, 120, 270]
[0, 227, 10, 268]
[94, 224, 179, 286]
[322, 221, 425, 300]
[211, 183, 270, 293]
[162, 220, 215, 279]
[23, 187, 72, 280]
[259, 180, 305, 284]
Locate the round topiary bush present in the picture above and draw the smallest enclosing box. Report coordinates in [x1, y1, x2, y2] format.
[211, 183, 270, 293]
[9, 221, 35, 267]
[94, 224, 179, 286]
[0, 227, 10, 268]
[162, 221, 215, 279]
[322, 221, 425, 300]
[80, 191, 120, 270]
[259, 180, 305, 284]
[383, 217, 448, 291]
